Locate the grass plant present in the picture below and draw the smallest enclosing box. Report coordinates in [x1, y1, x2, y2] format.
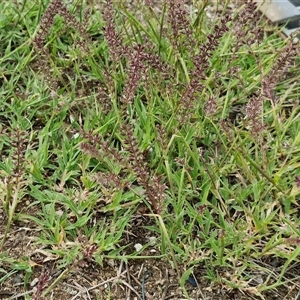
[0, 0, 300, 299]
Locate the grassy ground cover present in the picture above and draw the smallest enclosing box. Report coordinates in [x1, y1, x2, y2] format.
[0, 0, 300, 299]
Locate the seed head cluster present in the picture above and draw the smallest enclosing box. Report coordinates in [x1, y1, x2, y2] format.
[31, 0, 299, 214]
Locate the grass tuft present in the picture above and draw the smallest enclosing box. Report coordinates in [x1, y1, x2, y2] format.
[0, 0, 300, 299]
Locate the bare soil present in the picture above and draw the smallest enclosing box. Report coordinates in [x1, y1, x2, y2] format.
[1, 203, 300, 300]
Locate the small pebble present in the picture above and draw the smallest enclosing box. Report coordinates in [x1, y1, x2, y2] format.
[30, 277, 39, 287]
[12, 274, 23, 285]
[134, 243, 143, 252]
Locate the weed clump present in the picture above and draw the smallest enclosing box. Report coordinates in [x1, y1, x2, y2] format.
[1, 0, 300, 298]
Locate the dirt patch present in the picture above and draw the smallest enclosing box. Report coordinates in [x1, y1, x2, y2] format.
[1, 208, 300, 300]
